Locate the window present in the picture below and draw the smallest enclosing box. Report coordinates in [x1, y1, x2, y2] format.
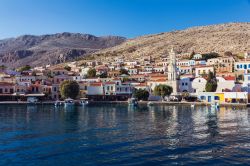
[10, 89, 13, 93]
[200, 96, 206, 100]
[5, 89, 7, 93]
[240, 64, 243, 68]
[185, 83, 188, 86]
[182, 83, 184, 86]
[54, 87, 57, 92]
[214, 96, 220, 100]
[244, 64, 247, 69]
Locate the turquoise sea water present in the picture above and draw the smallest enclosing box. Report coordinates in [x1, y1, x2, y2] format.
[0, 104, 249, 165]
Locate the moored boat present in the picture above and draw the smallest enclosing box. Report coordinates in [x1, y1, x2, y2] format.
[27, 97, 38, 104]
[54, 100, 64, 107]
[147, 101, 153, 106]
[64, 98, 75, 107]
[128, 98, 138, 106]
[79, 98, 89, 106]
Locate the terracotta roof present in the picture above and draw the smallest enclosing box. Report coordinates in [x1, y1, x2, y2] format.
[0, 82, 14, 86]
[104, 82, 116, 85]
[89, 82, 103, 86]
[224, 76, 235, 81]
[149, 79, 167, 82]
[195, 65, 214, 68]
[51, 68, 65, 71]
[129, 74, 146, 78]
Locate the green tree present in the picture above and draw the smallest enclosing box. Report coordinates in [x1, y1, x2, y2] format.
[59, 80, 80, 99]
[46, 71, 53, 78]
[64, 65, 71, 71]
[0, 65, 6, 71]
[153, 84, 173, 99]
[99, 72, 107, 78]
[87, 68, 96, 78]
[119, 69, 129, 75]
[224, 51, 233, 57]
[202, 52, 219, 61]
[31, 71, 36, 76]
[17, 65, 31, 72]
[189, 51, 195, 60]
[205, 71, 217, 92]
[134, 89, 149, 101]
[237, 74, 244, 81]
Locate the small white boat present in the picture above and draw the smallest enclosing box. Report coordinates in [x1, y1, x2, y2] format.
[79, 98, 89, 106]
[27, 97, 38, 104]
[147, 101, 154, 106]
[128, 98, 138, 106]
[54, 100, 63, 107]
[64, 98, 75, 107]
[191, 104, 195, 108]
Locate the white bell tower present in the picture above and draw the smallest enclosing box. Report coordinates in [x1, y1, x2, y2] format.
[167, 48, 178, 94]
[168, 48, 177, 81]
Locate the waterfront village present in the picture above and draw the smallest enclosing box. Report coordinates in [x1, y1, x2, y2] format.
[0, 48, 250, 105]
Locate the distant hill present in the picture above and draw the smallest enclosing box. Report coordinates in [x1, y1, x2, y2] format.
[88, 23, 250, 62]
[0, 33, 126, 68]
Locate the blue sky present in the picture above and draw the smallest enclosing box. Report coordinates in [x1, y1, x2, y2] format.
[0, 0, 249, 39]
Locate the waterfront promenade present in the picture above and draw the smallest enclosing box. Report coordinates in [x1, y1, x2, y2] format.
[0, 100, 248, 107]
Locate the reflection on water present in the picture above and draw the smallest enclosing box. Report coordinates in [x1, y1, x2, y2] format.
[0, 104, 249, 165]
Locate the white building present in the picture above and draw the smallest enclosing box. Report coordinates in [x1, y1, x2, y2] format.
[127, 68, 138, 75]
[216, 76, 235, 92]
[87, 82, 104, 95]
[235, 61, 250, 71]
[195, 66, 214, 77]
[179, 76, 194, 93]
[193, 54, 203, 60]
[192, 77, 207, 93]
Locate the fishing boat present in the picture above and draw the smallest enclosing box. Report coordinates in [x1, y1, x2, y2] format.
[128, 98, 138, 106]
[79, 98, 89, 106]
[64, 98, 75, 107]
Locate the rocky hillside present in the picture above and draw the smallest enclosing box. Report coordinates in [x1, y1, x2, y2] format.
[89, 23, 250, 62]
[0, 33, 126, 68]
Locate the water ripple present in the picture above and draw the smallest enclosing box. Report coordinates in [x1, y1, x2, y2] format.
[0, 105, 249, 165]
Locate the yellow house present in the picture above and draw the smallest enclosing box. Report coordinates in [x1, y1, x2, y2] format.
[215, 93, 225, 103]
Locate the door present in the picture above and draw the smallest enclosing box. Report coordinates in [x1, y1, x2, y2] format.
[208, 96, 211, 102]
